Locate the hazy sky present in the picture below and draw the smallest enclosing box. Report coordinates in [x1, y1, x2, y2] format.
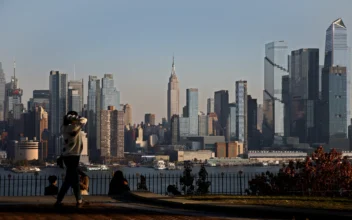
[1, 0, 352, 123]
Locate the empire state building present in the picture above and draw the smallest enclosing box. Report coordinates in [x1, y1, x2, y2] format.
[167, 57, 180, 122]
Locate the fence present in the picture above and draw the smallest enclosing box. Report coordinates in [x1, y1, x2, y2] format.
[0, 172, 255, 196]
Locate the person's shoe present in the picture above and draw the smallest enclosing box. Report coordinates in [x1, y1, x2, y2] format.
[54, 201, 63, 208]
[76, 201, 84, 208]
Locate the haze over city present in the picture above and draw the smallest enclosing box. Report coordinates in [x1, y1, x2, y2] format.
[1, 0, 352, 123]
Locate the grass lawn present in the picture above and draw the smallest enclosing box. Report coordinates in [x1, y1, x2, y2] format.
[185, 195, 352, 211]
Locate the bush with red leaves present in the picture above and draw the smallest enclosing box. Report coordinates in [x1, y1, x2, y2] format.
[246, 147, 352, 197]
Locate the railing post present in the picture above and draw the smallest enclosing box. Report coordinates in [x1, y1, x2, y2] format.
[7, 174, 11, 196]
[239, 170, 243, 195]
[221, 172, 224, 194]
[34, 172, 39, 196]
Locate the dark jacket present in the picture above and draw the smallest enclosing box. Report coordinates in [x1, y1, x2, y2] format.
[44, 185, 58, 196]
[108, 177, 130, 195]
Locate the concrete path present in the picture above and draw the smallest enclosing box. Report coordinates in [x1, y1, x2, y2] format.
[0, 196, 264, 220]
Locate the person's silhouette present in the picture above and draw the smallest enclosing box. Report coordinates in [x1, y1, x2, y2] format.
[108, 170, 130, 195]
[45, 175, 58, 196]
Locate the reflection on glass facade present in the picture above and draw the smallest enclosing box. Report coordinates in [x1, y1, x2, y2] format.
[101, 74, 120, 111]
[214, 90, 229, 135]
[179, 117, 190, 137]
[324, 18, 349, 131]
[87, 76, 100, 157]
[0, 63, 5, 121]
[49, 71, 68, 135]
[322, 66, 347, 140]
[290, 49, 319, 143]
[227, 103, 237, 142]
[207, 98, 214, 114]
[187, 88, 199, 136]
[263, 41, 288, 143]
[236, 81, 247, 152]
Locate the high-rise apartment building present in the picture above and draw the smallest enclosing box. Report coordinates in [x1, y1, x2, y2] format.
[101, 74, 120, 111]
[247, 95, 257, 150]
[214, 90, 229, 135]
[68, 79, 84, 114]
[263, 41, 289, 144]
[186, 88, 199, 136]
[98, 106, 125, 160]
[167, 57, 180, 122]
[0, 63, 5, 121]
[236, 80, 248, 152]
[123, 104, 132, 125]
[290, 49, 320, 143]
[324, 18, 349, 134]
[207, 98, 214, 114]
[144, 113, 156, 126]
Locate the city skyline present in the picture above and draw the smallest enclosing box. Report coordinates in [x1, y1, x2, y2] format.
[1, 0, 352, 123]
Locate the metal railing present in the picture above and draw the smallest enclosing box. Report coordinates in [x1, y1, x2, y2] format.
[0, 172, 254, 196]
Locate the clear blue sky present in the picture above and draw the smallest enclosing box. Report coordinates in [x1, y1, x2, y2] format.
[0, 0, 352, 123]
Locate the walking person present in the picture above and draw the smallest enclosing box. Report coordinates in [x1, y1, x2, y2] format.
[54, 111, 87, 208]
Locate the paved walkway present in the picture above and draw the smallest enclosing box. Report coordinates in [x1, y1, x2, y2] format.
[0, 196, 256, 220]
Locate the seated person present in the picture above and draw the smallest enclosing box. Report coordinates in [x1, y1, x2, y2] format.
[137, 175, 148, 190]
[44, 175, 58, 196]
[108, 170, 130, 196]
[78, 170, 89, 195]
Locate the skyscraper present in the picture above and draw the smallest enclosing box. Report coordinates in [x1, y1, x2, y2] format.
[290, 49, 320, 143]
[68, 79, 84, 114]
[167, 57, 180, 122]
[0, 63, 5, 121]
[186, 88, 199, 136]
[236, 80, 248, 152]
[87, 75, 100, 160]
[321, 66, 347, 143]
[263, 41, 289, 144]
[227, 103, 237, 141]
[324, 18, 349, 132]
[5, 61, 22, 122]
[214, 90, 229, 135]
[98, 106, 125, 160]
[49, 71, 68, 158]
[247, 95, 257, 150]
[123, 104, 132, 125]
[49, 71, 68, 136]
[207, 98, 214, 114]
[101, 74, 120, 111]
[198, 112, 208, 136]
[144, 113, 156, 126]
[68, 87, 81, 114]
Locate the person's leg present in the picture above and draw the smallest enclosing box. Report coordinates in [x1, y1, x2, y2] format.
[56, 157, 75, 204]
[68, 156, 82, 204]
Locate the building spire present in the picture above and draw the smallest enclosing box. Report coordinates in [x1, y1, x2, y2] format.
[13, 58, 17, 89]
[171, 54, 176, 76]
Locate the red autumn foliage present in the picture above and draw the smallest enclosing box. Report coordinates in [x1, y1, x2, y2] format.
[246, 146, 352, 196]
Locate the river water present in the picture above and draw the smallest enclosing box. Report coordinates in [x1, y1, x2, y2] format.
[0, 165, 280, 196]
